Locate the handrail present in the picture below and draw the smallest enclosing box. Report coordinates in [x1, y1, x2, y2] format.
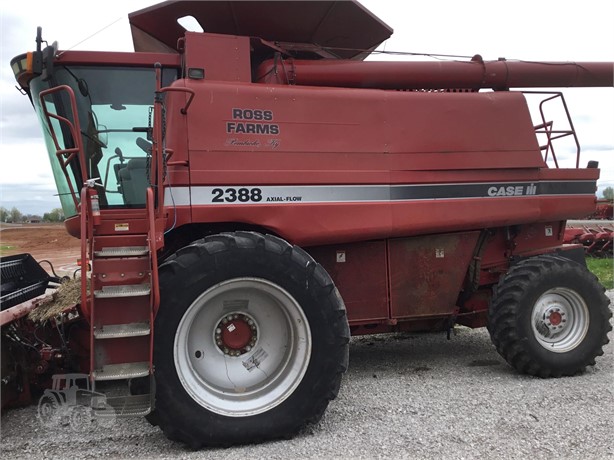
[524, 91, 581, 169]
[79, 186, 89, 317]
[146, 187, 160, 315]
[151, 79, 195, 213]
[158, 87, 196, 115]
[146, 187, 160, 374]
[151, 66, 164, 215]
[79, 185, 95, 380]
[39, 85, 88, 209]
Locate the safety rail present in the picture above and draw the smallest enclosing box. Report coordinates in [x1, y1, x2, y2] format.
[146, 187, 160, 315]
[39, 85, 88, 208]
[151, 64, 195, 215]
[525, 91, 581, 168]
[146, 187, 160, 374]
[78, 185, 96, 380]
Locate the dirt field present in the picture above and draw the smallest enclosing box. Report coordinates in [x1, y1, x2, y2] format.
[0, 224, 81, 277]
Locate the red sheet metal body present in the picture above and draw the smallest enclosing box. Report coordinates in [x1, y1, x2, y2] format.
[160, 73, 598, 247]
[388, 232, 480, 319]
[149, 32, 602, 329]
[308, 241, 389, 323]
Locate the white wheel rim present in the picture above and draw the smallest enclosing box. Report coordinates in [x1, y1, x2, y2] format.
[174, 277, 312, 417]
[531, 287, 589, 353]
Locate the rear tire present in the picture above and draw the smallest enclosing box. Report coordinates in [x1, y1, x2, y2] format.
[153, 232, 349, 447]
[488, 255, 611, 377]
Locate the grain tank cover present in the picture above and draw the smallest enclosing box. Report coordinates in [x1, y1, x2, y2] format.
[129, 0, 393, 58]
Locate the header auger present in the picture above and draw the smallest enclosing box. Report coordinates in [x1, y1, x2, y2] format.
[4, 0, 612, 448]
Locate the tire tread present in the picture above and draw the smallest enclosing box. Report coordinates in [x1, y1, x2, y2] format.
[154, 232, 349, 447]
[487, 255, 611, 377]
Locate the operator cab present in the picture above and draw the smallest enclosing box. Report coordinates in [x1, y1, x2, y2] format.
[11, 47, 178, 218]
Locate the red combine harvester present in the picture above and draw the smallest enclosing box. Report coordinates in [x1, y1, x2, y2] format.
[4, 0, 613, 447]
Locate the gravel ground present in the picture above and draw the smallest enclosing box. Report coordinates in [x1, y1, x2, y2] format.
[1, 292, 612, 460]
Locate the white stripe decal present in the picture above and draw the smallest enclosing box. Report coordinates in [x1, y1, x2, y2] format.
[164, 181, 596, 207]
[164, 186, 191, 206]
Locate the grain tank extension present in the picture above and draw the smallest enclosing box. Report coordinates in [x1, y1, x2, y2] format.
[6, 0, 613, 447]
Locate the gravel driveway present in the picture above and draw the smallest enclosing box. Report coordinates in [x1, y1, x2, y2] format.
[2, 292, 612, 459]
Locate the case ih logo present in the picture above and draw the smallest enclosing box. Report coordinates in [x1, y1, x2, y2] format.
[226, 108, 280, 135]
[487, 183, 537, 197]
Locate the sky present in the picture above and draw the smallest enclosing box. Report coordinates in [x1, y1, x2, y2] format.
[0, 0, 613, 216]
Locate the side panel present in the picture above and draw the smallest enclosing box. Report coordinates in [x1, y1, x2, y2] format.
[184, 32, 251, 82]
[307, 232, 479, 324]
[307, 241, 388, 323]
[185, 81, 543, 167]
[388, 232, 480, 319]
[162, 79, 599, 246]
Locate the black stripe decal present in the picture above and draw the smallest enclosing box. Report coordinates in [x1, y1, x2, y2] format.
[390, 181, 596, 200]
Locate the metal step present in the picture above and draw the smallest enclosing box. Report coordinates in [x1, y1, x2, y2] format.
[92, 362, 150, 381]
[94, 246, 149, 258]
[97, 394, 152, 417]
[94, 284, 151, 298]
[94, 322, 150, 339]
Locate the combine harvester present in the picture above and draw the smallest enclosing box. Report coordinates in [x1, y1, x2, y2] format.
[3, 0, 613, 447]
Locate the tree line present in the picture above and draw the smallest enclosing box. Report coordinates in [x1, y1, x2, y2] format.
[0, 207, 65, 223]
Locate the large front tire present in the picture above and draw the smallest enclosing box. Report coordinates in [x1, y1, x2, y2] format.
[154, 232, 349, 447]
[488, 255, 611, 377]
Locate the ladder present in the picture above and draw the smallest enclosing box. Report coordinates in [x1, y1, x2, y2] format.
[80, 188, 160, 418]
[38, 81, 165, 418]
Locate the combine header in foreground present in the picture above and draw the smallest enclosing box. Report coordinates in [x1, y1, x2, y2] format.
[5, 0, 613, 447]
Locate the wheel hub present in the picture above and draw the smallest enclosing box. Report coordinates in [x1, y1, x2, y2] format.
[175, 277, 312, 417]
[215, 313, 257, 356]
[546, 309, 564, 327]
[531, 288, 589, 353]
[542, 305, 568, 334]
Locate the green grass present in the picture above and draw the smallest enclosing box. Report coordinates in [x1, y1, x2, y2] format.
[587, 257, 614, 290]
[0, 245, 17, 256]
